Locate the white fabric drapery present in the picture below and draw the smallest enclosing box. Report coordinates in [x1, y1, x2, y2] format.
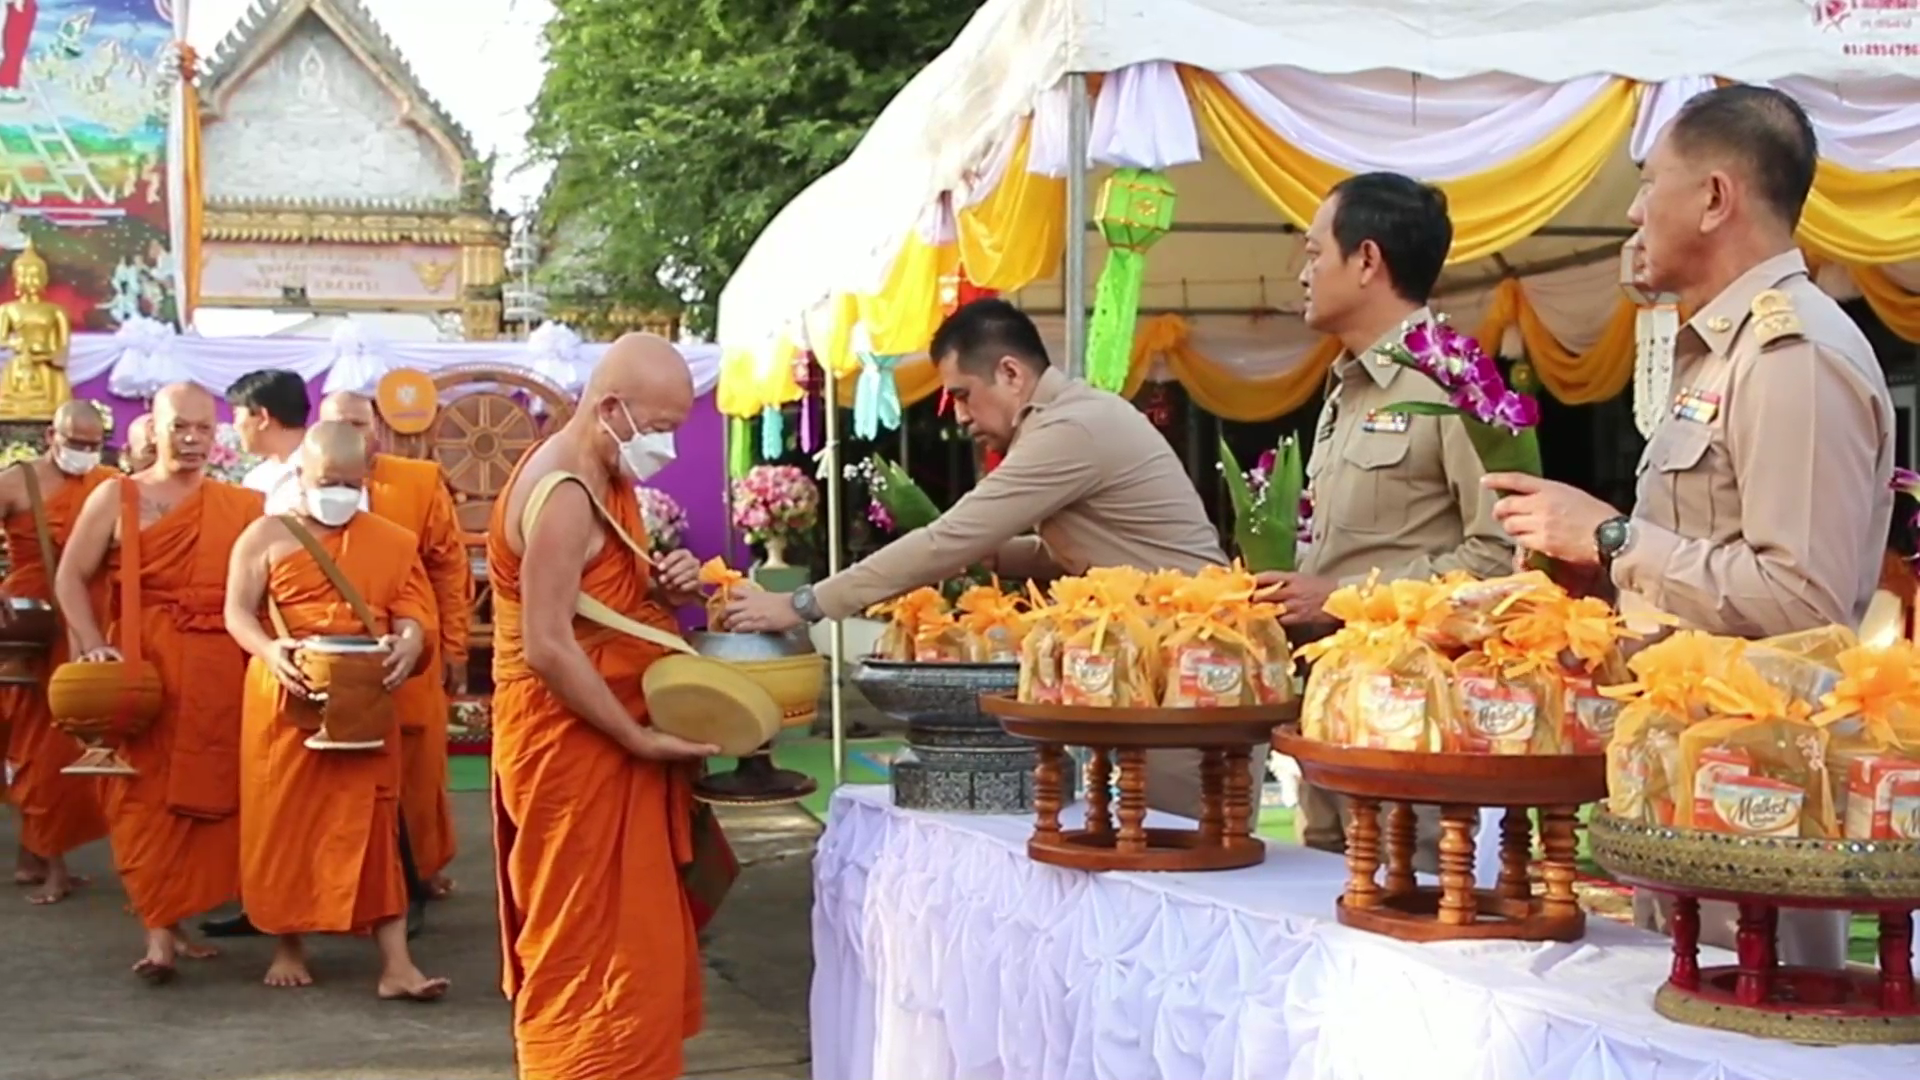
[815, 787, 1920, 1080]
[719, 25, 1920, 361]
[44, 329, 724, 400]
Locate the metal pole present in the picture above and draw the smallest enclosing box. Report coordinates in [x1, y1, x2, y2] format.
[822, 357, 847, 787]
[1062, 72, 1091, 380]
[720, 413, 737, 567]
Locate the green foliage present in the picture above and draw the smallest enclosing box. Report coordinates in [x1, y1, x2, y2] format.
[1219, 435, 1303, 573]
[529, 0, 979, 333]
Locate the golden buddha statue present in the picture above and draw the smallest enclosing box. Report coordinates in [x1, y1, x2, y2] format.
[0, 241, 73, 421]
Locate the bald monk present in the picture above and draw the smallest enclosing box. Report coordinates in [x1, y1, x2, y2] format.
[55, 382, 263, 982]
[2, 401, 116, 902]
[223, 422, 449, 999]
[318, 391, 471, 898]
[489, 333, 718, 1080]
[124, 412, 157, 473]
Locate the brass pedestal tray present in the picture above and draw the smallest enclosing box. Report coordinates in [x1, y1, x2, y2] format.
[1590, 813, 1920, 1044]
[1273, 733, 1604, 942]
[982, 695, 1294, 872]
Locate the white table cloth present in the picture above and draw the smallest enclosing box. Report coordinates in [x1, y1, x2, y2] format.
[812, 785, 1920, 1080]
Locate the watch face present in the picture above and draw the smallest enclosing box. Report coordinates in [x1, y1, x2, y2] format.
[1598, 518, 1629, 556]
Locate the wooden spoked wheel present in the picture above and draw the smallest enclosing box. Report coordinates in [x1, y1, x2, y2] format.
[435, 392, 540, 535]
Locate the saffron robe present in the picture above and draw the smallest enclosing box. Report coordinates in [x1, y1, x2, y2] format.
[238, 513, 435, 935]
[98, 480, 262, 929]
[488, 462, 701, 1080]
[1, 463, 115, 857]
[366, 453, 470, 881]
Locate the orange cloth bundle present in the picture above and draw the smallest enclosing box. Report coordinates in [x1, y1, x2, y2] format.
[1419, 571, 1557, 651]
[1604, 632, 1755, 824]
[699, 557, 756, 632]
[1057, 577, 1158, 708]
[1302, 578, 1453, 750]
[1463, 591, 1642, 755]
[955, 584, 1028, 663]
[866, 588, 950, 661]
[1017, 582, 1065, 703]
[1158, 571, 1261, 708]
[1810, 640, 1920, 838]
[912, 612, 971, 663]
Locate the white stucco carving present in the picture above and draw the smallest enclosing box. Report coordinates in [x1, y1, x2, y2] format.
[202, 15, 460, 204]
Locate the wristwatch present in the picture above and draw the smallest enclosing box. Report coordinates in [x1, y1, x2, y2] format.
[1594, 515, 1634, 566]
[791, 584, 825, 623]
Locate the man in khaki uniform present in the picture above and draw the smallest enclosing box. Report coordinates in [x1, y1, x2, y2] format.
[1487, 86, 1892, 969]
[726, 298, 1251, 817]
[1264, 172, 1513, 868]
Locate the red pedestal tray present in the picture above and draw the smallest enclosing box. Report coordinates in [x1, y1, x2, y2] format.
[981, 695, 1296, 872]
[1590, 812, 1920, 1044]
[1273, 732, 1606, 943]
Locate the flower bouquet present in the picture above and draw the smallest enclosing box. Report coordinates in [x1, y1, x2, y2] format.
[1219, 435, 1305, 572]
[730, 464, 819, 568]
[205, 423, 260, 484]
[1375, 316, 1542, 477]
[636, 484, 689, 555]
[846, 454, 990, 595]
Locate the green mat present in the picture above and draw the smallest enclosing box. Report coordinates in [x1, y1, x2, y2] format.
[449, 753, 488, 793]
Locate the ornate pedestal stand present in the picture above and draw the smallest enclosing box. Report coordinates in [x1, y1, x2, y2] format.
[1591, 813, 1920, 1044]
[984, 696, 1294, 871]
[855, 660, 1045, 814]
[1274, 733, 1605, 941]
[690, 631, 822, 807]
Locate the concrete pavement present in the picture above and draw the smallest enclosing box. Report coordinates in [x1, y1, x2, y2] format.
[0, 790, 821, 1080]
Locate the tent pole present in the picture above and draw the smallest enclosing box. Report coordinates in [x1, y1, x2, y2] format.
[1063, 72, 1091, 380]
[721, 414, 737, 567]
[822, 357, 847, 788]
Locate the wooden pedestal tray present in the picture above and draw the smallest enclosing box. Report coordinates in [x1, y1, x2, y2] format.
[982, 695, 1296, 872]
[1273, 733, 1605, 942]
[1590, 813, 1920, 1044]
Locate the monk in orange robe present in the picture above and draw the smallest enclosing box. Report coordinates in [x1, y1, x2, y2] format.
[55, 382, 263, 981]
[223, 421, 450, 998]
[124, 412, 158, 473]
[489, 334, 721, 1080]
[2, 401, 115, 902]
[318, 391, 471, 896]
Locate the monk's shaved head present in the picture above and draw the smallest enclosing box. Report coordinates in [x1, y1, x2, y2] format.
[299, 419, 371, 493]
[151, 382, 217, 474]
[318, 392, 380, 453]
[50, 400, 103, 444]
[578, 333, 692, 476]
[125, 412, 157, 472]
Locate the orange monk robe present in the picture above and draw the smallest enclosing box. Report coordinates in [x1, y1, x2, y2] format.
[99, 481, 263, 929]
[365, 453, 469, 881]
[1, 465, 116, 857]
[488, 472, 700, 1080]
[239, 514, 436, 934]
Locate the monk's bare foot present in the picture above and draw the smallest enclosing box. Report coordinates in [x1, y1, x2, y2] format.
[427, 874, 454, 900]
[264, 937, 313, 988]
[133, 929, 177, 985]
[12, 848, 47, 886]
[377, 967, 450, 1002]
[169, 925, 219, 960]
[26, 864, 88, 905]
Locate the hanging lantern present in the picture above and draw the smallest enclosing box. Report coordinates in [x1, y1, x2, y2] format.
[1086, 168, 1177, 392]
[955, 277, 997, 310]
[792, 352, 819, 454]
[1136, 382, 1174, 429]
[727, 416, 753, 479]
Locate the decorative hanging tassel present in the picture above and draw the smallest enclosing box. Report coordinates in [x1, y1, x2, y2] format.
[794, 352, 819, 454]
[759, 405, 785, 460]
[727, 416, 753, 478]
[853, 353, 902, 439]
[1085, 168, 1176, 392]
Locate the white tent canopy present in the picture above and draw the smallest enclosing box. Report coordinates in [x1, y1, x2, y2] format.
[716, 0, 1915, 355]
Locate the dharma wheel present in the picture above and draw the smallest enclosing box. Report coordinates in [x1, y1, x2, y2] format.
[433, 391, 545, 535]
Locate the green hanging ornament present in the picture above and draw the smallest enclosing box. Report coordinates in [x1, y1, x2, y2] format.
[727, 415, 753, 479]
[1085, 168, 1176, 392]
[1508, 359, 1540, 396]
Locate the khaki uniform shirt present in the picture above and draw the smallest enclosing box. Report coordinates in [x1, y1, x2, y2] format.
[1300, 308, 1513, 585]
[1613, 251, 1894, 637]
[814, 368, 1225, 619]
